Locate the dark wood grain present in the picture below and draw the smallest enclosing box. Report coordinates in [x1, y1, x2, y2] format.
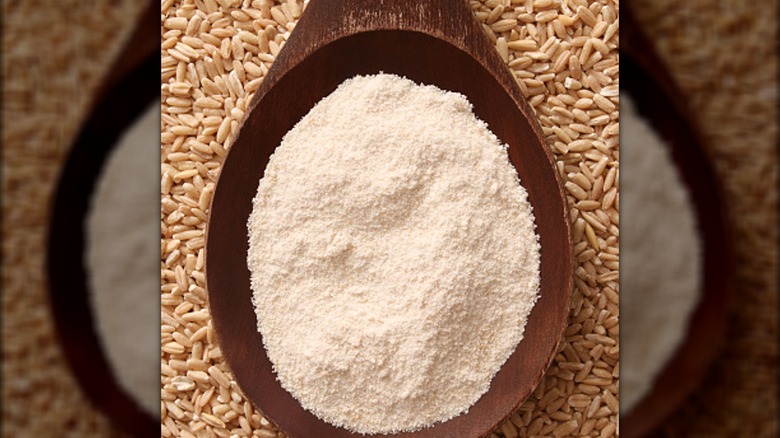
[620, 7, 735, 438]
[205, 0, 572, 437]
[45, 1, 159, 436]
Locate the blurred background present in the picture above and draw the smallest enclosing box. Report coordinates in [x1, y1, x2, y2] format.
[3, 1, 151, 436]
[627, 0, 777, 436]
[2, 0, 777, 437]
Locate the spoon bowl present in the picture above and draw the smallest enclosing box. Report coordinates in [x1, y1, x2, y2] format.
[206, 1, 572, 437]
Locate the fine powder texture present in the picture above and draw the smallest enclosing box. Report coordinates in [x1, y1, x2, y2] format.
[86, 101, 160, 416]
[620, 93, 702, 413]
[247, 74, 540, 433]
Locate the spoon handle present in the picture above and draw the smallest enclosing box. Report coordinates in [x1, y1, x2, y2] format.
[620, 4, 694, 121]
[265, 0, 515, 99]
[97, 0, 158, 102]
[294, 0, 481, 44]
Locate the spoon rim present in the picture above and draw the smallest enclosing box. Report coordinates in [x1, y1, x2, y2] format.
[205, 28, 572, 438]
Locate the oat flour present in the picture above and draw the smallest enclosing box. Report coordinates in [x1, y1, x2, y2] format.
[247, 74, 541, 433]
[620, 93, 702, 413]
[87, 101, 160, 416]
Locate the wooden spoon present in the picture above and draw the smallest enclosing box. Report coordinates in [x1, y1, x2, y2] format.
[206, 0, 572, 437]
[46, 1, 159, 436]
[620, 6, 734, 438]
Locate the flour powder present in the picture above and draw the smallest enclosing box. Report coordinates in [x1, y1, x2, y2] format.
[247, 74, 541, 433]
[86, 101, 160, 417]
[620, 93, 702, 413]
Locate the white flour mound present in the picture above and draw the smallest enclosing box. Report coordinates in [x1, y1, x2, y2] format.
[86, 101, 160, 417]
[620, 93, 702, 413]
[248, 74, 541, 434]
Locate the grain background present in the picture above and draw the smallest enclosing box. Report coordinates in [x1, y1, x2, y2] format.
[1, 0, 776, 437]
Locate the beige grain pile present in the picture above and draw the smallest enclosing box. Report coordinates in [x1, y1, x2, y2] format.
[160, 0, 619, 437]
[3, 0, 145, 435]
